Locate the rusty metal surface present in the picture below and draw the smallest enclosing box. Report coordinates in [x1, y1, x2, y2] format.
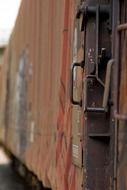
[113, 1, 127, 190]
[0, 1, 83, 190]
[83, 0, 113, 190]
[116, 24, 127, 190]
[3, 0, 127, 190]
[117, 34, 127, 189]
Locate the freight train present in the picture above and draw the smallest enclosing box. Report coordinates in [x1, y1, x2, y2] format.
[0, 0, 126, 190]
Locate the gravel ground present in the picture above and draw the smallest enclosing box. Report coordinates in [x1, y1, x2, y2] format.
[0, 148, 30, 190]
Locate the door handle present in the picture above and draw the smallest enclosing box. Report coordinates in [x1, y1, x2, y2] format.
[84, 59, 114, 112]
[71, 61, 84, 106]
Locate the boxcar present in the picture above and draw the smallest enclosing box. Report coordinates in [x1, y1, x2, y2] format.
[0, 0, 127, 190]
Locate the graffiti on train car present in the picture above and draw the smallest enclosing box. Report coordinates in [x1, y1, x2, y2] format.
[15, 51, 28, 155]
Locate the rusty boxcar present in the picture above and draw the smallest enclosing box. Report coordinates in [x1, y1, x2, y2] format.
[0, 0, 127, 190]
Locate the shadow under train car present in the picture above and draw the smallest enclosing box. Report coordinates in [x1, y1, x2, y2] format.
[0, 148, 30, 190]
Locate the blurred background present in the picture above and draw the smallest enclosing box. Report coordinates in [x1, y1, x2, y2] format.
[0, 0, 21, 45]
[0, 1, 30, 189]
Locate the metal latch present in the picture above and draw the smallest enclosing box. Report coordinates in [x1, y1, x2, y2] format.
[76, 4, 110, 31]
[83, 5, 112, 113]
[84, 59, 113, 113]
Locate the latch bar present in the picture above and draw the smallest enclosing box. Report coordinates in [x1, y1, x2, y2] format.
[84, 59, 113, 113]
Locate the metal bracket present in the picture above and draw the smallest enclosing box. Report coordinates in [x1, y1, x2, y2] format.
[84, 59, 113, 113]
[83, 5, 113, 113]
[76, 4, 110, 19]
[76, 4, 110, 32]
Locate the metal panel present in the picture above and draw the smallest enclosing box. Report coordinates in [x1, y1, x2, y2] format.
[71, 13, 84, 168]
[0, 1, 84, 190]
[80, 0, 113, 189]
[113, 1, 127, 189]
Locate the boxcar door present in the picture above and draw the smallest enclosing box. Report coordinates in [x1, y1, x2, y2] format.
[71, 0, 115, 190]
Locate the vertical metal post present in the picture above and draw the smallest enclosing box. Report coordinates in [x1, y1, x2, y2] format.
[83, 0, 112, 189]
[112, 0, 120, 189]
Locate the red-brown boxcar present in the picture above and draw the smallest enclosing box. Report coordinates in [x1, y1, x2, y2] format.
[0, 0, 84, 190]
[1, 0, 127, 190]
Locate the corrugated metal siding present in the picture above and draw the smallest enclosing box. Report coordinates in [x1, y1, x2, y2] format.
[0, 47, 8, 141]
[0, 1, 83, 190]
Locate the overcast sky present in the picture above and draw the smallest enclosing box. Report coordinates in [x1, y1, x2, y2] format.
[0, 0, 21, 44]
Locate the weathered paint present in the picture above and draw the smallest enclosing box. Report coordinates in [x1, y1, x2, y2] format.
[117, 33, 127, 190]
[115, 1, 127, 188]
[0, 1, 83, 190]
[3, 0, 127, 189]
